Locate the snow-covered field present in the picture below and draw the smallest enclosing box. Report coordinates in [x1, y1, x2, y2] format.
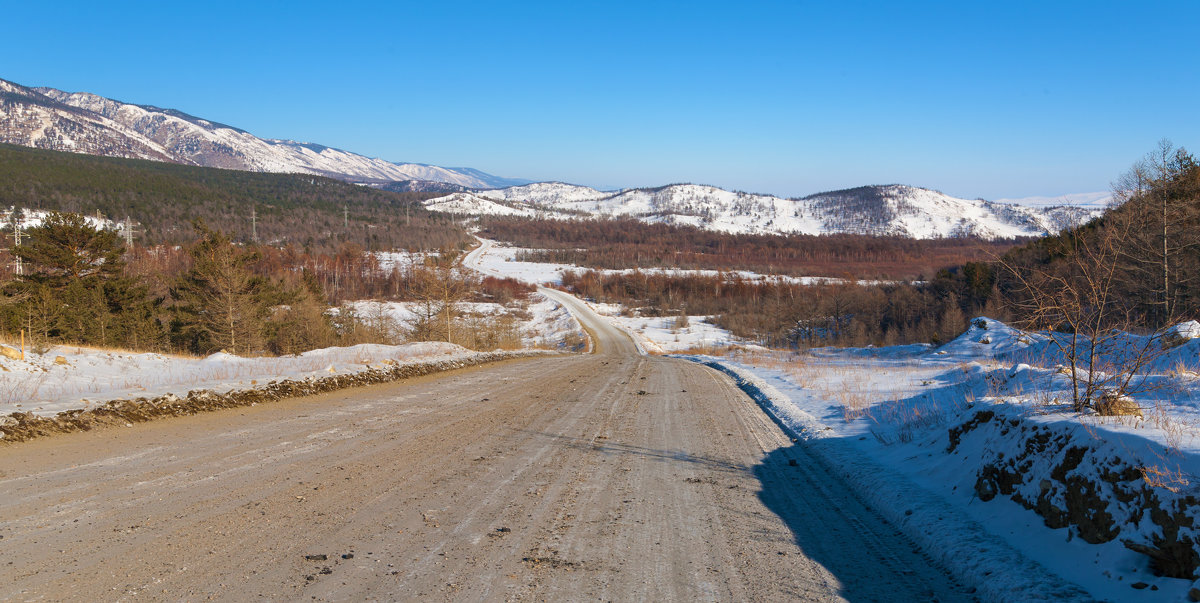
[464, 238, 758, 353]
[343, 292, 584, 350]
[463, 237, 871, 287]
[578, 301, 749, 354]
[685, 318, 1200, 600]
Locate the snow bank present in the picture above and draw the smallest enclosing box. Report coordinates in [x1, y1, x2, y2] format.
[0, 347, 546, 443]
[680, 316, 1200, 600]
[685, 358, 1094, 602]
[0, 341, 476, 418]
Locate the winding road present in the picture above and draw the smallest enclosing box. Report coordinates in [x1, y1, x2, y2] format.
[0, 281, 976, 601]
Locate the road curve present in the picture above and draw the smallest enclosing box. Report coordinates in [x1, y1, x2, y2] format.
[0, 288, 976, 601]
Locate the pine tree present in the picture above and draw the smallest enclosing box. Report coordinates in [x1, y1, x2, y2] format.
[13, 211, 124, 291]
[171, 223, 269, 355]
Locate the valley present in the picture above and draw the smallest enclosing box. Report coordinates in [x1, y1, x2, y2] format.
[0, 53, 1197, 603]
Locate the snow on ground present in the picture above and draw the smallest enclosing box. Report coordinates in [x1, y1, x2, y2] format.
[0, 341, 474, 418]
[343, 292, 584, 350]
[683, 318, 1200, 601]
[373, 250, 436, 272]
[463, 237, 882, 287]
[578, 300, 750, 354]
[0, 279, 583, 419]
[0, 239, 595, 423]
[429, 183, 1099, 240]
[464, 240, 573, 285]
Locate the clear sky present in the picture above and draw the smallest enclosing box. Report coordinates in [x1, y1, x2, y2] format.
[3, 0, 1197, 199]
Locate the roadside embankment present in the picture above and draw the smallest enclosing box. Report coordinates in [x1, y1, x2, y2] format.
[0, 349, 549, 444]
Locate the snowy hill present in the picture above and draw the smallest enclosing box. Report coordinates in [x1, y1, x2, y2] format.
[427, 182, 1102, 240]
[0, 78, 524, 189]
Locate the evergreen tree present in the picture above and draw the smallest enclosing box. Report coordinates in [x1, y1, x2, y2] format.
[171, 223, 270, 355]
[13, 212, 124, 291]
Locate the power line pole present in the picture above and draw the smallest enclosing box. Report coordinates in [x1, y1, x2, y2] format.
[8, 211, 22, 276]
[124, 216, 135, 248]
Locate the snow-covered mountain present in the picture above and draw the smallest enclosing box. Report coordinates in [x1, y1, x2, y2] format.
[427, 182, 1102, 240]
[0, 78, 525, 189]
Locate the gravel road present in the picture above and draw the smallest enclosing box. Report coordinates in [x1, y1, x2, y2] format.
[0, 290, 976, 602]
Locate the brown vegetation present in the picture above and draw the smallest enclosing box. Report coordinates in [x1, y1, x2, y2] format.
[481, 216, 1023, 280]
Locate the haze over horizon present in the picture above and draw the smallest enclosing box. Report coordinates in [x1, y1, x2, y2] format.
[4, 0, 1196, 200]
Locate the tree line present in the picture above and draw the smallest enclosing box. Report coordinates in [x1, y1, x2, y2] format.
[480, 215, 1023, 281]
[0, 213, 533, 356]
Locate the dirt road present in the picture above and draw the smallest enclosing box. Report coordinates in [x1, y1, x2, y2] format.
[0, 292, 976, 601]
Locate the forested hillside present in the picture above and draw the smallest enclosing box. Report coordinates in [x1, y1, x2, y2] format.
[0, 143, 470, 252]
[481, 216, 1023, 280]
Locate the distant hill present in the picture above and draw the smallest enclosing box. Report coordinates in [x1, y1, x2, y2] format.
[425, 182, 1101, 240]
[0, 78, 527, 189]
[0, 143, 469, 252]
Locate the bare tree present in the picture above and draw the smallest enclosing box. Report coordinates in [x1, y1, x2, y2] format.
[1110, 140, 1200, 327]
[408, 249, 476, 345]
[1000, 221, 1170, 412]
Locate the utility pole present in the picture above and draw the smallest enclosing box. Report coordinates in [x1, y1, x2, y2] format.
[8, 211, 22, 276]
[124, 216, 135, 248]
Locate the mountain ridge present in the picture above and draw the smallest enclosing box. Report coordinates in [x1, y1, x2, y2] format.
[0, 78, 525, 189]
[426, 182, 1102, 240]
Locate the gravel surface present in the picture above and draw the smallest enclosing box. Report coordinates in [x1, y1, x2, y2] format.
[0, 291, 976, 601]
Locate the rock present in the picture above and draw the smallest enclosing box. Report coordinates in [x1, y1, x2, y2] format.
[0, 346, 21, 360]
[54, 356, 68, 365]
[1094, 393, 1142, 417]
[304, 554, 327, 561]
[788, 459, 798, 467]
[341, 553, 354, 559]
[1130, 581, 1148, 589]
[1188, 585, 1200, 601]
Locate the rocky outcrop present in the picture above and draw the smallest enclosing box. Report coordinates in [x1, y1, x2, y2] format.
[950, 409, 1199, 579]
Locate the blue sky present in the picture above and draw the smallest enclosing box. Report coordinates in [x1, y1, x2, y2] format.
[4, 1, 1197, 198]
